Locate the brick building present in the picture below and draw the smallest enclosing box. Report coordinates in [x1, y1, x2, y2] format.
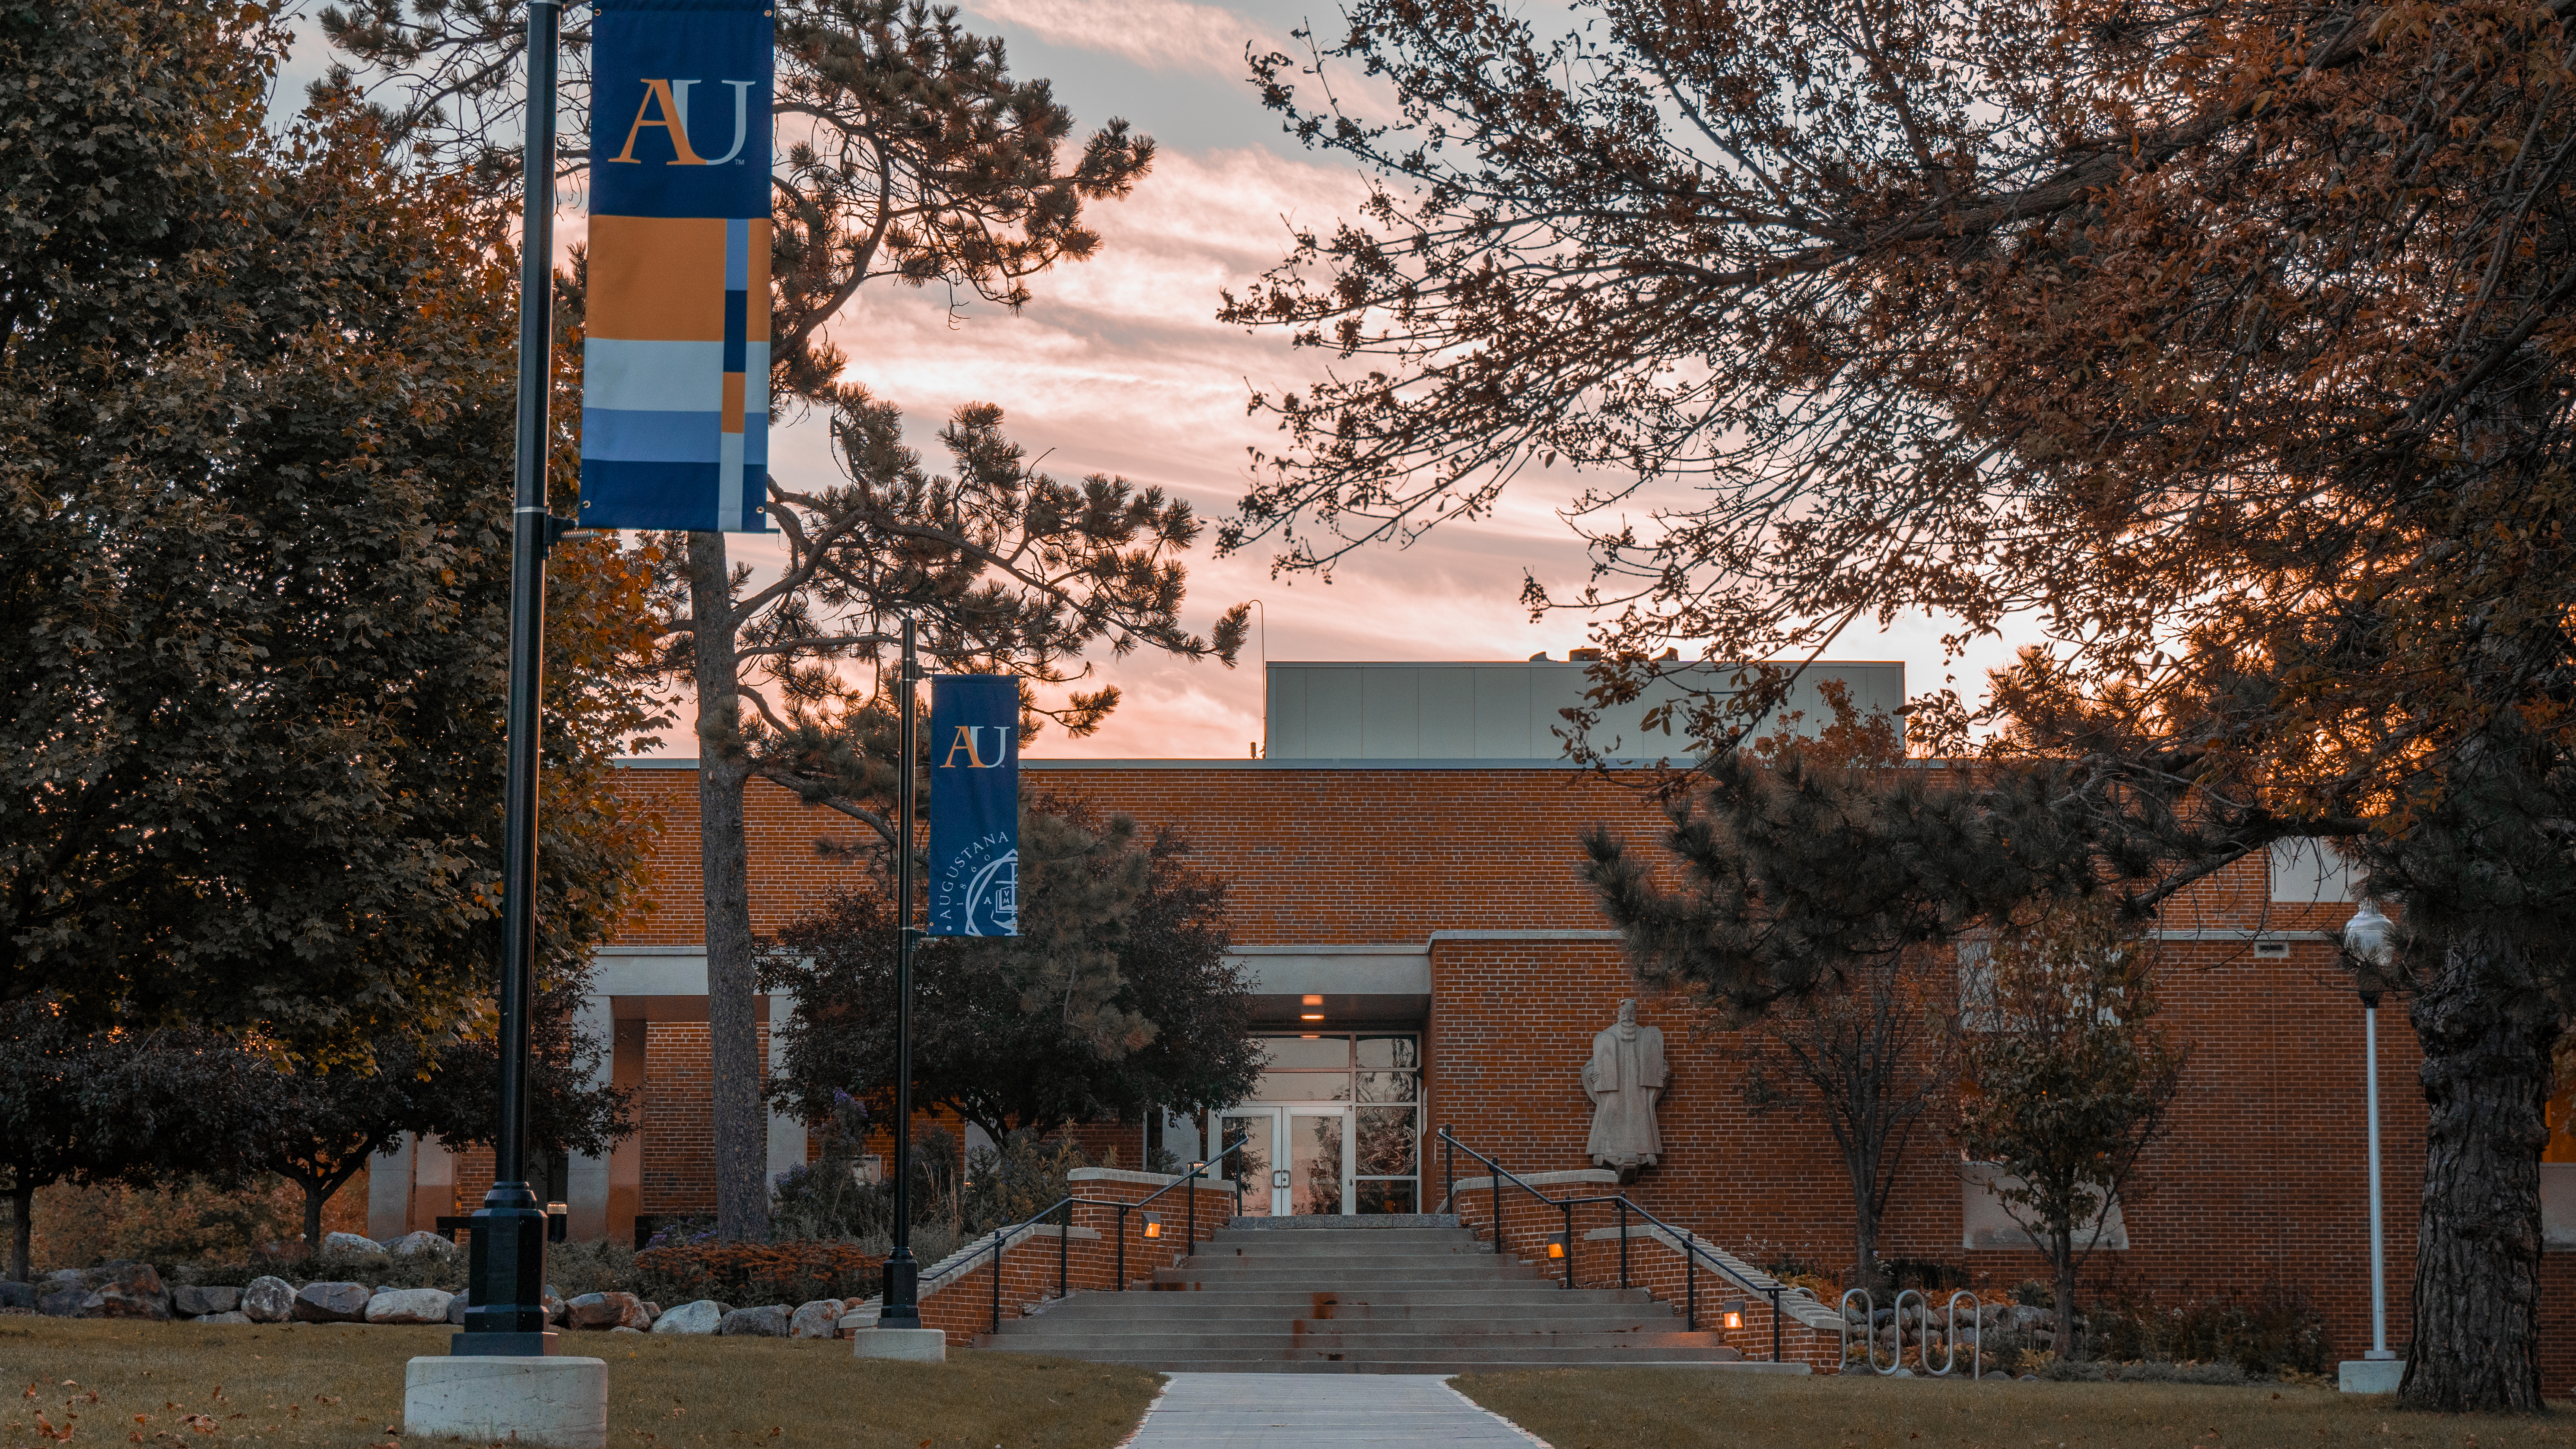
[363, 658, 2576, 1381]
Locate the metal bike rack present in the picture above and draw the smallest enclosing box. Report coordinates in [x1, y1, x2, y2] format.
[1839, 1286, 1984, 1378]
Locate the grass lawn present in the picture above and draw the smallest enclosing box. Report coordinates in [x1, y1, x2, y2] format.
[0, 1319, 1157, 1449]
[1452, 1367, 2576, 1449]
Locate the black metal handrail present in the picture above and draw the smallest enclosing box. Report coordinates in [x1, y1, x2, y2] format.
[1436, 1125, 1790, 1361]
[958, 1155, 1243, 1335]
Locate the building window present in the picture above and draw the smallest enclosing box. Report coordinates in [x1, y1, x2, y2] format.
[1958, 1161, 2128, 1251]
[2544, 1082, 2576, 1250]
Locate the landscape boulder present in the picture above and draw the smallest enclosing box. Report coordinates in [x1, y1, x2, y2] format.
[241, 1276, 297, 1323]
[35, 1288, 84, 1317]
[323, 1232, 381, 1255]
[192, 1311, 254, 1325]
[717, 1304, 790, 1337]
[292, 1281, 371, 1323]
[565, 1292, 652, 1332]
[386, 1230, 458, 1258]
[544, 1289, 566, 1325]
[446, 1294, 469, 1326]
[365, 1288, 455, 1325]
[650, 1300, 726, 1335]
[78, 1262, 172, 1320]
[0, 1282, 32, 1311]
[788, 1299, 845, 1340]
[171, 1285, 241, 1318]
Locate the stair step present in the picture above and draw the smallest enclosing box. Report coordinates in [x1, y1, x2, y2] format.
[976, 1344, 1747, 1365]
[1020, 1301, 1670, 1323]
[959, 1224, 1719, 1374]
[991, 1329, 1728, 1348]
[1113, 1292, 1638, 1302]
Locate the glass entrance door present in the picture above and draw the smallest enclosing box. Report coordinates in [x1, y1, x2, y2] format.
[1215, 1108, 1280, 1216]
[1286, 1110, 1347, 1215]
[1211, 1034, 1422, 1216]
[1215, 1107, 1354, 1215]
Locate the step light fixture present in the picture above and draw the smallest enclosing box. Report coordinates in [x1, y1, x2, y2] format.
[1723, 1300, 1746, 1330]
[1143, 1213, 1162, 1240]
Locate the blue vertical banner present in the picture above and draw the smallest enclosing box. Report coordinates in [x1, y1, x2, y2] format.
[579, 0, 775, 533]
[927, 675, 1019, 936]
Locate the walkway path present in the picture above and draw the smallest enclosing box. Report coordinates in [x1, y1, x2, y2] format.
[1121, 1373, 1549, 1448]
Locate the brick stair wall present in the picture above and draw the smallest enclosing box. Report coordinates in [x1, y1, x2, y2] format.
[1442, 1167, 1846, 1371]
[851, 1168, 1238, 1348]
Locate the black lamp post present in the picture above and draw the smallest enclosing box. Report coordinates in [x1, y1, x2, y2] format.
[878, 614, 924, 1327]
[2341, 897, 2399, 1367]
[452, 0, 576, 1358]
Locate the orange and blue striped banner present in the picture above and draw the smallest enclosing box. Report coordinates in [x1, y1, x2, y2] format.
[580, 0, 773, 533]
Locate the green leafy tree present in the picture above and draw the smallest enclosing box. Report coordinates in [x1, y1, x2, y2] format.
[762, 797, 1259, 1145]
[0, 0, 665, 1053]
[1952, 904, 2186, 1362]
[0, 999, 285, 1283]
[261, 967, 636, 1250]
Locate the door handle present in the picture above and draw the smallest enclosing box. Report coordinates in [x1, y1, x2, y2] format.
[1272, 1170, 1290, 1189]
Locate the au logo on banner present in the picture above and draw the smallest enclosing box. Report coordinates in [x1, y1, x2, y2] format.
[579, 0, 775, 534]
[927, 676, 1019, 937]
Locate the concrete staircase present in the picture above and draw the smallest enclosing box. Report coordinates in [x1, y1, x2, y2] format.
[976, 1215, 1753, 1373]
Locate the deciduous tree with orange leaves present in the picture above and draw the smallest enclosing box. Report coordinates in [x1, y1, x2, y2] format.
[1232, 0, 2576, 1408]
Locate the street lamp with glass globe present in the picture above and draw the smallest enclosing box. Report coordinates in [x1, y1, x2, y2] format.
[2341, 897, 2401, 1385]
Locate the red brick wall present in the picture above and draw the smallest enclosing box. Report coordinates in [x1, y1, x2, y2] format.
[919, 1175, 1238, 1347]
[605, 761, 2552, 1384]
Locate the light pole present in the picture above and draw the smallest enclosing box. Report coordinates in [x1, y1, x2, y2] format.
[883, 613, 923, 1329]
[854, 615, 943, 1359]
[2339, 897, 2401, 1391]
[452, 0, 567, 1360]
[403, 2, 612, 1439]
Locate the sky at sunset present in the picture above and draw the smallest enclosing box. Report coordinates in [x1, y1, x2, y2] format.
[284, 0, 2033, 760]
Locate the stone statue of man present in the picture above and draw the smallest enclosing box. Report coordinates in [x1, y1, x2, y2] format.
[1582, 999, 1669, 1181]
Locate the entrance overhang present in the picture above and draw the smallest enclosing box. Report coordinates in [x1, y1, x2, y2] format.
[1232, 944, 1429, 1029]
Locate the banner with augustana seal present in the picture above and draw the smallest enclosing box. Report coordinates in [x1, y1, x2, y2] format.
[926, 675, 1019, 936]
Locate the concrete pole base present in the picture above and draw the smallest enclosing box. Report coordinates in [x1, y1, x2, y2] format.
[851, 1327, 948, 1362]
[2338, 1357, 2403, 1394]
[406, 1355, 609, 1448]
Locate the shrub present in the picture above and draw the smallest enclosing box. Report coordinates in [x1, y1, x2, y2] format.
[1881, 1257, 1969, 1293]
[629, 1241, 883, 1307]
[543, 1237, 638, 1298]
[2087, 1286, 2329, 1376]
[24, 1178, 321, 1273]
[960, 1132, 1106, 1234]
[853, 1222, 964, 1271]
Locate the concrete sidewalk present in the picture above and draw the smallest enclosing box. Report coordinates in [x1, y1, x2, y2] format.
[1122, 1373, 1548, 1448]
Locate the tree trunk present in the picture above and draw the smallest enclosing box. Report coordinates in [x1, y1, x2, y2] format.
[302, 1179, 328, 1253]
[2402, 926, 2553, 1411]
[9, 1182, 32, 1283]
[1843, 1138, 1882, 1292]
[688, 530, 770, 1243]
[2052, 1228, 2081, 1362]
